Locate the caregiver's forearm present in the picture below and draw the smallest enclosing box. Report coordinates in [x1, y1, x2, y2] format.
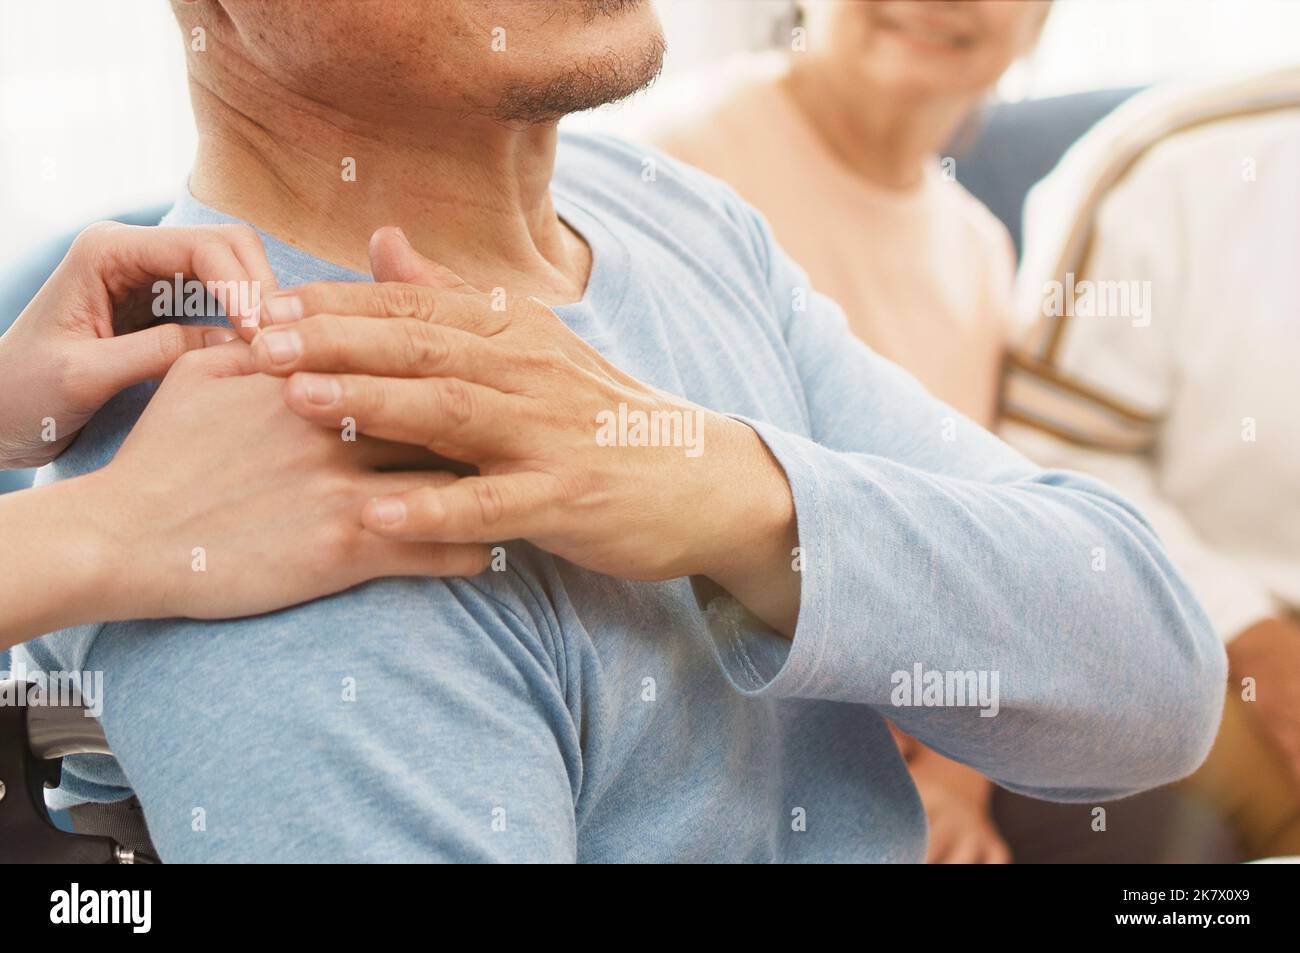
[0, 474, 118, 649]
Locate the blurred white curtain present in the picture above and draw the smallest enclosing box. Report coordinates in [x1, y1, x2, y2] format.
[1009, 0, 1300, 101]
[0, 0, 194, 261]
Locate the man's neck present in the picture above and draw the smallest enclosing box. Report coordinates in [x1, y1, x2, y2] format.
[186, 70, 592, 303]
[783, 58, 976, 192]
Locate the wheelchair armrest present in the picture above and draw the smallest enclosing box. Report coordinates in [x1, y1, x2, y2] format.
[0, 679, 136, 863]
[26, 699, 112, 760]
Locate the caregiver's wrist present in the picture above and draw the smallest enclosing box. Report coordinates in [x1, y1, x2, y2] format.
[20, 473, 127, 631]
[71, 467, 165, 624]
[0, 337, 82, 469]
[0, 340, 35, 468]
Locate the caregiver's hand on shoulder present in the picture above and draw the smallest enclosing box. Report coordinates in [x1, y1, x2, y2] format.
[249, 227, 802, 635]
[2, 340, 487, 647]
[83, 341, 491, 625]
[0, 222, 275, 469]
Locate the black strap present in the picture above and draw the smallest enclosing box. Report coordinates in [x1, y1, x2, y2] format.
[69, 797, 161, 863]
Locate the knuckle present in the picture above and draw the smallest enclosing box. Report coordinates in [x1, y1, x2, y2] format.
[379, 283, 436, 321]
[79, 220, 120, 238]
[523, 346, 568, 376]
[396, 321, 448, 373]
[552, 469, 592, 509]
[169, 345, 209, 377]
[522, 297, 561, 326]
[221, 223, 260, 250]
[435, 378, 475, 428]
[470, 481, 505, 528]
[69, 221, 119, 263]
[153, 322, 190, 363]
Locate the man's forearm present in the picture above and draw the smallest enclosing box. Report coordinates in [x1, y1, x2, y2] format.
[699, 413, 1227, 798]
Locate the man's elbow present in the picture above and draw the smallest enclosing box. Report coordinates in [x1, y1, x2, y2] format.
[1161, 623, 1227, 783]
[1072, 476, 1229, 784]
[1023, 630, 1225, 803]
[1107, 603, 1227, 790]
[1053, 592, 1227, 798]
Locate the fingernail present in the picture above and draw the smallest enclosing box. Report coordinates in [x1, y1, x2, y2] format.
[203, 328, 237, 346]
[393, 227, 410, 246]
[299, 374, 341, 405]
[260, 329, 302, 364]
[262, 295, 303, 324]
[370, 497, 407, 527]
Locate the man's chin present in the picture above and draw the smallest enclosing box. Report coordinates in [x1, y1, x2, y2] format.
[577, 0, 650, 20]
[494, 30, 666, 125]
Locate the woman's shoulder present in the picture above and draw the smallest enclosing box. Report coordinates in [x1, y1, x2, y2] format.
[930, 171, 1017, 282]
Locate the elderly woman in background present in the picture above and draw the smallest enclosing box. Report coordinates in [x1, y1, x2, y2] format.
[639, 0, 1050, 863]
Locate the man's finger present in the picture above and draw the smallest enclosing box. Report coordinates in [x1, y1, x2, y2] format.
[356, 535, 494, 580]
[258, 282, 509, 337]
[361, 469, 461, 496]
[281, 372, 526, 460]
[368, 226, 478, 293]
[359, 472, 559, 544]
[250, 315, 519, 385]
[352, 438, 471, 475]
[356, 471, 501, 577]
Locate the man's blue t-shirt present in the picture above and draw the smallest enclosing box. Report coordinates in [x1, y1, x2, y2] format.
[17, 133, 1224, 861]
